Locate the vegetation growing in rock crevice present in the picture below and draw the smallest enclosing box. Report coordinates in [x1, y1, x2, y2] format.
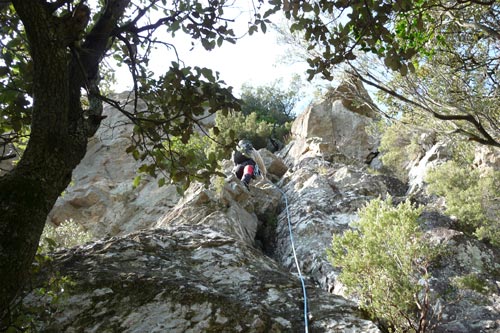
[426, 161, 500, 247]
[377, 119, 426, 181]
[328, 197, 438, 333]
[39, 219, 94, 253]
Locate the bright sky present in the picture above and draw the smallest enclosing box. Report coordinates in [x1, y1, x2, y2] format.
[111, 6, 310, 97]
[113, 30, 306, 96]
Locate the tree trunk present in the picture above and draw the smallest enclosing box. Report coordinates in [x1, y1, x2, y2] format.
[0, 1, 91, 324]
[1, 0, 130, 324]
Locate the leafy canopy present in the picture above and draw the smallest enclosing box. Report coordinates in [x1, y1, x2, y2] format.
[240, 77, 301, 125]
[371, 1, 500, 147]
[3, 0, 498, 184]
[276, 0, 500, 147]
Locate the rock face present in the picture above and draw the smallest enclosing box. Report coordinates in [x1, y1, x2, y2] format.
[474, 145, 500, 171]
[406, 139, 453, 196]
[28, 81, 500, 332]
[273, 99, 499, 331]
[424, 218, 500, 333]
[47, 93, 181, 236]
[28, 226, 379, 332]
[274, 160, 407, 295]
[287, 80, 379, 167]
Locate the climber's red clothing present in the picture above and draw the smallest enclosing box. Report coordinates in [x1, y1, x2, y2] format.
[232, 149, 256, 188]
[243, 165, 254, 177]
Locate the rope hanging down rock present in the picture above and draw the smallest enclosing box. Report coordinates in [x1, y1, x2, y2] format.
[272, 182, 309, 333]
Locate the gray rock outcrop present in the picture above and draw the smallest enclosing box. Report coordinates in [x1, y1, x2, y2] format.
[47, 93, 181, 236]
[274, 160, 407, 295]
[27, 225, 379, 332]
[285, 81, 379, 167]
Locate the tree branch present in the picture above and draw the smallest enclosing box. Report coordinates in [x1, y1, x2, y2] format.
[45, 0, 72, 13]
[0, 153, 16, 161]
[81, 0, 131, 81]
[444, 11, 500, 41]
[348, 67, 500, 147]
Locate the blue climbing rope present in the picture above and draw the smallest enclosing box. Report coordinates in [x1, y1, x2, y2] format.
[272, 183, 309, 333]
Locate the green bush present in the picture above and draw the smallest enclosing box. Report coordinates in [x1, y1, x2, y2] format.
[39, 219, 94, 253]
[426, 161, 500, 246]
[328, 197, 436, 332]
[378, 116, 476, 182]
[378, 121, 424, 180]
[216, 110, 272, 148]
[206, 110, 280, 160]
[451, 273, 491, 295]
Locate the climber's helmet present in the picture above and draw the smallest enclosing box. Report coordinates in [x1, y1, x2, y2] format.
[237, 139, 253, 154]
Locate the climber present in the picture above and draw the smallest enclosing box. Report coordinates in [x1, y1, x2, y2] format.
[232, 139, 267, 188]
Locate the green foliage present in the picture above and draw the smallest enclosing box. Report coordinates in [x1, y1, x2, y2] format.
[125, 62, 239, 190]
[451, 273, 491, 295]
[328, 197, 436, 332]
[239, 79, 299, 148]
[132, 74, 299, 191]
[276, 0, 440, 78]
[426, 161, 500, 246]
[277, 0, 499, 147]
[378, 117, 478, 181]
[1, 0, 255, 188]
[240, 77, 301, 125]
[207, 110, 273, 154]
[39, 219, 94, 253]
[371, 2, 500, 147]
[133, 130, 228, 193]
[378, 120, 425, 180]
[5, 250, 74, 332]
[207, 107, 292, 160]
[0, 3, 32, 163]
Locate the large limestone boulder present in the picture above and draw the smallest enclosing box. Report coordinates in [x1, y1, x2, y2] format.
[156, 181, 259, 246]
[284, 79, 379, 167]
[47, 93, 181, 237]
[325, 74, 379, 119]
[258, 149, 288, 182]
[156, 165, 283, 248]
